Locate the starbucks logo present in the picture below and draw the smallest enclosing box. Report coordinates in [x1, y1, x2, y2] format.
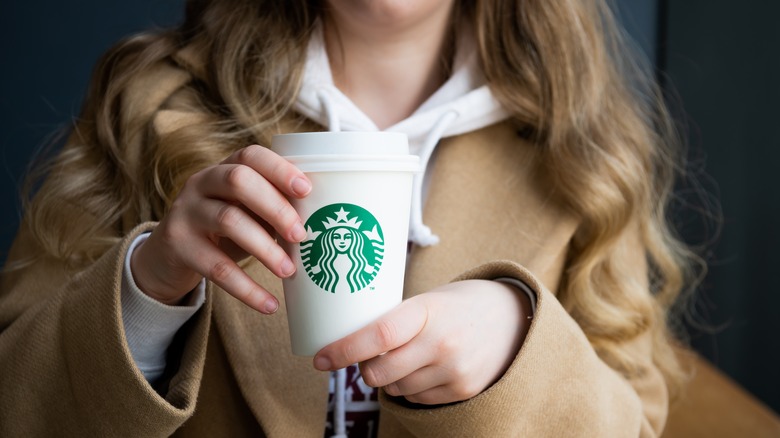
[300, 203, 384, 294]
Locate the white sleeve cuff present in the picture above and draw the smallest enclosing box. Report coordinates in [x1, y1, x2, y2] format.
[121, 232, 206, 383]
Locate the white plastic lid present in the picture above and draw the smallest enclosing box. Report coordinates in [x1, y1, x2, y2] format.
[271, 131, 410, 156]
[284, 154, 420, 173]
[272, 132, 419, 173]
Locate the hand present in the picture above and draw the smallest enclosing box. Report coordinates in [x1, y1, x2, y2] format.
[313, 280, 532, 405]
[131, 145, 311, 313]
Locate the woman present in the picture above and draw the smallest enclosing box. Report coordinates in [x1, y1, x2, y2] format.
[0, 0, 696, 436]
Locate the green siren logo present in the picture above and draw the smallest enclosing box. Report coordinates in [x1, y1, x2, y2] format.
[301, 203, 384, 293]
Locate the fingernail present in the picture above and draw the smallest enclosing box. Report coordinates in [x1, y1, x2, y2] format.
[291, 177, 311, 196]
[291, 222, 307, 242]
[263, 298, 278, 314]
[281, 258, 296, 277]
[314, 355, 331, 371]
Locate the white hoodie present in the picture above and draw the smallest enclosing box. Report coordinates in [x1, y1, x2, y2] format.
[294, 24, 510, 246]
[120, 21, 511, 438]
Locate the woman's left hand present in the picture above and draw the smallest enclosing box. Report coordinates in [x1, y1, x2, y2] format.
[313, 279, 533, 405]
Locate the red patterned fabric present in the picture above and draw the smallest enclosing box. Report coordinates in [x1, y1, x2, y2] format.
[324, 364, 380, 438]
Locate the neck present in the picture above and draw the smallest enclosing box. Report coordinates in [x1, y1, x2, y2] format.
[323, 4, 455, 129]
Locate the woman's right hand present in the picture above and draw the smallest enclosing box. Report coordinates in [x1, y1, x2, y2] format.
[130, 144, 311, 314]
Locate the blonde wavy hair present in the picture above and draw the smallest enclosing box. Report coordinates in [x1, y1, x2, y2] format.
[19, 0, 699, 399]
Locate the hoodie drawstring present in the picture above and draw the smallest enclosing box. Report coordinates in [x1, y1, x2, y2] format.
[408, 109, 459, 247]
[332, 367, 348, 438]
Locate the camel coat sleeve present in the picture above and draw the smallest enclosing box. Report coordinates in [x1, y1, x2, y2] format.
[378, 263, 667, 438]
[0, 222, 212, 437]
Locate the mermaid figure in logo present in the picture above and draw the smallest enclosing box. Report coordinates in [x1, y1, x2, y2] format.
[311, 226, 375, 293]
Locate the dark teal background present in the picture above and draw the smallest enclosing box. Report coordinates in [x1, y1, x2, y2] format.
[662, 0, 780, 414]
[1, 0, 777, 413]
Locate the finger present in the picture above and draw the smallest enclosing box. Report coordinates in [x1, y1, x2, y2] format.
[314, 299, 429, 371]
[194, 198, 295, 278]
[197, 164, 307, 243]
[358, 337, 437, 388]
[382, 365, 448, 398]
[217, 235, 251, 262]
[401, 368, 485, 405]
[222, 144, 311, 198]
[402, 385, 467, 406]
[185, 235, 279, 314]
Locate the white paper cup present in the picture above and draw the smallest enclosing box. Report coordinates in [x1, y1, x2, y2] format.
[272, 132, 420, 356]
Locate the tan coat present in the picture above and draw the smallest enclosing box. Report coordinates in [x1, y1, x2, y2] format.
[0, 53, 668, 437]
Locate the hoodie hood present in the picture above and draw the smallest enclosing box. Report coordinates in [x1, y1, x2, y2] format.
[294, 23, 510, 247]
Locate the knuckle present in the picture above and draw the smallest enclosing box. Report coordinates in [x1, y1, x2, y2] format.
[180, 174, 199, 193]
[258, 236, 284, 263]
[451, 384, 469, 401]
[208, 260, 234, 283]
[269, 197, 285, 216]
[168, 197, 186, 214]
[236, 144, 262, 164]
[157, 221, 184, 246]
[436, 335, 459, 357]
[216, 204, 243, 230]
[374, 319, 399, 350]
[238, 285, 261, 307]
[223, 165, 250, 190]
[339, 341, 360, 366]
[359, 363, 383, 387]
[269, 155, 292, 182]
[383, 382, 400, 396]
[445, 362, 479, 399]
[452, 379, 480, 401]
[405, 393, 427, 405]
[449, 360, 470, 382]
[271, 198, 296, 225]
[179, 172, 205, 198]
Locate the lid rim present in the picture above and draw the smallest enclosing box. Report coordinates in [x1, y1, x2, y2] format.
[271, 132, 410, 156]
